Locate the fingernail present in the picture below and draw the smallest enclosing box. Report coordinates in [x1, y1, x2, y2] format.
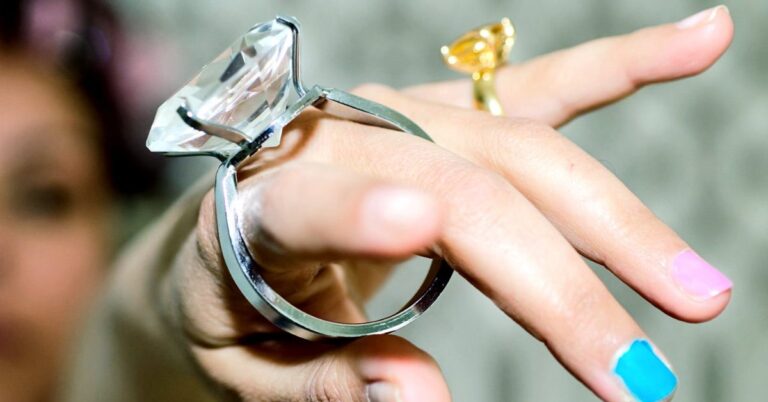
[613, 339, 677, 402]
[366, 382, 401, 402]
[671, 249, 733, 299]
[361, 186, 434, 242]
[676, 5, 728, 29]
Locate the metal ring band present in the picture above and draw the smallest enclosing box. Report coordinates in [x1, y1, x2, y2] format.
[214, 86, 454, 340]
[441, 17, 515, 117]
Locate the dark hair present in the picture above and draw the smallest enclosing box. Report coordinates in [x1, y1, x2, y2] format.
[0, 0, 161, 197]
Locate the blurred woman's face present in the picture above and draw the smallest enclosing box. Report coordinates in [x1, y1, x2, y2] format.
[0, 56, 111, 401]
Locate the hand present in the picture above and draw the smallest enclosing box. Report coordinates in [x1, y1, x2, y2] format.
[166, 8, 733, 401]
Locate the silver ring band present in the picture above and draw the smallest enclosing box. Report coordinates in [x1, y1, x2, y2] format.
[149, 16, 453, 340]
[214, 85, 453, 339]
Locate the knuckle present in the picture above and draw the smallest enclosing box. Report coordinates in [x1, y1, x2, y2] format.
[470, 116, 563, 167]
[478, 118, 595, 188]
[606, 200, 655, 235]
[486, 118, 559, 155]
[602, 202, 661, 261]
[468, 159, 513, 191]
[305, 356, 362, 402]
[442, 164, 521, 229]
[455, 170, 510, 206]
[563, 286, 604, 321]
[543, 285, 608, 341]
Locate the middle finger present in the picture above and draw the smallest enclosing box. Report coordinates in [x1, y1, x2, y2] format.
[274, 110, 675, 401]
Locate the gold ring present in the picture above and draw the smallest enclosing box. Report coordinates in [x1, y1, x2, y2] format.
[441, 18, 515, 116]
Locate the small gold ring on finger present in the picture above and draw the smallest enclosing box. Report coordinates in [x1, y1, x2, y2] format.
[441, 17, 516, 116]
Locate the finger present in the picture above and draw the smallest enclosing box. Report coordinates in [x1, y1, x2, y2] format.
[238, 161, 443, 263]
[244, 161, 444, 318]
[194, 160, 443, 327]
[405, 5, 733, 127]
[193, 335, 451, 402]
[356, 85, 732, 324]
[299, 113, 675, 401]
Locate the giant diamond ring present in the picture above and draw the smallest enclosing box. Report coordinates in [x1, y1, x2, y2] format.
[146, 16, 453, 340]
[441, 18, 516, 116]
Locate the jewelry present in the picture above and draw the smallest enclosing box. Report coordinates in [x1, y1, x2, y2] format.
[441, 18, 515, 116]
[146, 16, 453, 340]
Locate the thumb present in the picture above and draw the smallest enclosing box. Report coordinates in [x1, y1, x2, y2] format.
[349, 336, 451, 402]
[192, 335, 451, 402]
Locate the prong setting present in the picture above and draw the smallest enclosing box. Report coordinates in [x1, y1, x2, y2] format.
[148, 16, 454, 340]
[276, 15, 307, 97]
[176, 106, 250, 146]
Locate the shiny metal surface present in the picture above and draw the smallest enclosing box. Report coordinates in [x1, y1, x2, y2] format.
[173, 16, 454, 339]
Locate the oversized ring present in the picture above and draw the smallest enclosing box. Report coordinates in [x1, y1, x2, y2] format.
[146, 16, 453, 340]
[441, 17, 516, 116]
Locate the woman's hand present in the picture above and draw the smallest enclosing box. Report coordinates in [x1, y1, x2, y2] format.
[168, 7, 733, 401]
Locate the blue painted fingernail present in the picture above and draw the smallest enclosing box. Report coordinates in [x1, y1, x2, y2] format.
[613, 339, 677, 402]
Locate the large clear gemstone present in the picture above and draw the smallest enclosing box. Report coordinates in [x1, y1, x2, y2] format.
[147, 20, 292, 155]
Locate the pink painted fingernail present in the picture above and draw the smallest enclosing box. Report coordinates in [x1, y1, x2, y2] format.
[676, 5, 728, 29]
[671, 250, 732, 299]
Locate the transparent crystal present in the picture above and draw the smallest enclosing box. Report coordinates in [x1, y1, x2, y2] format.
[147, 20, 292, 155]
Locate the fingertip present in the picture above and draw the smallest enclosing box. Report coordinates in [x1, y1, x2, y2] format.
[668, 288, 732, 324]
[626, 5, 734, 84]
[359, 186, 443, 257]
[664, 249, 733, 322]
[665, 5, 734, 77]
[638, 249, 733, 324]
[609, 339, 678, 402]
[352, 336, 451, 402]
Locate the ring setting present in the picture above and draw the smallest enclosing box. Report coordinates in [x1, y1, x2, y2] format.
[441, 17, 515, 116]
[146, 16, 453, 340]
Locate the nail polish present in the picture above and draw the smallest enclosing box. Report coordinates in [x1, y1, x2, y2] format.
[671, 250, 733, 299]
[613, 339, 677, 402]
[366, 382, 401, 402]
[676, 5, 728, 29]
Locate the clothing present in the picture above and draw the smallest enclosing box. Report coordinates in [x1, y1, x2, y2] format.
[61, 175, 218, 402]
[67, 1, 766, 400]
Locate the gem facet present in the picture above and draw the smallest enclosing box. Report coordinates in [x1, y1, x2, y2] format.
[441, 18, 515, 74]
[440, 18, 515, 116]
[147, 20, 293, 155]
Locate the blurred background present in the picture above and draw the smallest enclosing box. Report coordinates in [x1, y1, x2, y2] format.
[2, 0, 766, 401]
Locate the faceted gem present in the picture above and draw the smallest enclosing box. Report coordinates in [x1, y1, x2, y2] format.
[147, 20, 293, 155]
[441, 18, 515, 74]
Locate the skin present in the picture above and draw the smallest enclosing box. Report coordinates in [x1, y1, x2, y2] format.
[165, 8, 735, 402]
[0, 6, 732, 402]
[0, 56, 111, 402]
[156, 8, 738, 402]
[158, 7, 738, 402]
